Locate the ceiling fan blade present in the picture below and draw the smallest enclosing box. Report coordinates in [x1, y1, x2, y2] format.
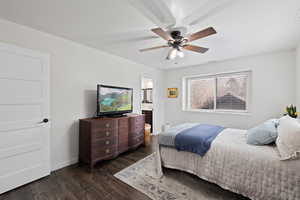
[151, 28, 173, 41]
[187, 27, 217, 42]
[139, 45, 169, 52]
[183, 45, 209, 53]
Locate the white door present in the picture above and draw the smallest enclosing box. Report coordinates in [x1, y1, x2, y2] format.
[0, 42, 50, 194]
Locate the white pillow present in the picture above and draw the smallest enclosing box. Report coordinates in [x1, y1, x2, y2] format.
[276, 116, 300, 160]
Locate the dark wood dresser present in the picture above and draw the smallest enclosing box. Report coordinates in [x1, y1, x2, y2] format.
[79, 114, 145, 169]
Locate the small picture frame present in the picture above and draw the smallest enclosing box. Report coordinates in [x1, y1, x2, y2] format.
[168, 88, 178, 98]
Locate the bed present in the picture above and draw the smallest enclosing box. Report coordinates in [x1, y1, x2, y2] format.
[157, 125, 300, 200]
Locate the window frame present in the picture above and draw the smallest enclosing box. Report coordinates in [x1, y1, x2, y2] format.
[182, 70, 251, 115]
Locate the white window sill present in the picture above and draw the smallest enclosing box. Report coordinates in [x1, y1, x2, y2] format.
[183, 109, 251, 116]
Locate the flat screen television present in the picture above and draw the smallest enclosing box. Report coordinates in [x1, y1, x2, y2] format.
[97, 84, 133, 117]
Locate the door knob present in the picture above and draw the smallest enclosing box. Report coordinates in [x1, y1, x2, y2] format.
[42, 118, 49, 123]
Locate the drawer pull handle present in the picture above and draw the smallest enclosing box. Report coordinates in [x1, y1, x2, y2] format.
[106, 131, 110, 136]
[105, 149, 110, 153]
[105, 123, 110, 127]
[105, 140, 110, 145]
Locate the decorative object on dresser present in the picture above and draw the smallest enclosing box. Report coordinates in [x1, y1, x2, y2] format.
[79, 114, 145, 170]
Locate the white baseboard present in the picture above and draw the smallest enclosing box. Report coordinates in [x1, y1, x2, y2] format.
[51, 157, 78, 172]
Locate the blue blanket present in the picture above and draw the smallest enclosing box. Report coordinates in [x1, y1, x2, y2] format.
[175, 124, 225, 156]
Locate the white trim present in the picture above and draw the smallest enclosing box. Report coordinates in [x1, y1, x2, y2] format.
[182, 70, 252, 114]
[51, 157, 78, 171]
[182, 69, 251, 80]
[184, 109, 251, 116]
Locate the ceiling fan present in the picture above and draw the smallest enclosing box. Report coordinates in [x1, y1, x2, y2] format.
[139, 27, 217, 60]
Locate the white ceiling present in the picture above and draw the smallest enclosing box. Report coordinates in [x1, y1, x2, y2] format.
[0, 0, 299, 69]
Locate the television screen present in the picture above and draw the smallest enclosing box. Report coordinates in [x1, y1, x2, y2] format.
[97, 85, 133, 116]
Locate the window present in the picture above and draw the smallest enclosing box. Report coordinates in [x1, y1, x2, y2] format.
[183, 71, 250, 113]
[189, 78, 215, 110]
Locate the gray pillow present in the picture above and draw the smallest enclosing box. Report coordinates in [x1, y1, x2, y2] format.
[247, 119, 279, 145]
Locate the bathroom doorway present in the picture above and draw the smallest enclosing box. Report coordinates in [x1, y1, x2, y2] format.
[141, 77, 154, 133]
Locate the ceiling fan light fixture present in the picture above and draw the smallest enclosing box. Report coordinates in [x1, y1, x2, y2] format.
[167, 48, 177, 60]
[141, 26, 216, 59]
[177, 49, 184, 58]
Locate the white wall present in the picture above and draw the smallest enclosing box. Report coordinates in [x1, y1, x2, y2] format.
[141, 78, 153, 89]
[296, 44, 300, 108]
[164, 50, 296, 129]
[0, 19, 165, 171]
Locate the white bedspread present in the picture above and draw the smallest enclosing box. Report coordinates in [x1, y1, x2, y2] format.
[158, 128, 300, 200]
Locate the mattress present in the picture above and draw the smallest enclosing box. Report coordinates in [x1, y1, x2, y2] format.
[159, 128, 300, 200]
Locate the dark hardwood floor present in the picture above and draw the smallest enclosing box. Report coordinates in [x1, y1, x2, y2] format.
[0, 137, 248, 200]
[0, 144, 154, 200]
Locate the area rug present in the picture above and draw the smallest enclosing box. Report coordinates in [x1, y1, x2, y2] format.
[114, 153, 248, 200]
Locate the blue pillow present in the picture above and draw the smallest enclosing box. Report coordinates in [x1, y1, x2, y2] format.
[246, 119, 279, 145]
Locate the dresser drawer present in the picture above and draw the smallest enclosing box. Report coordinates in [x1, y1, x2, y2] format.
[118, 117, 129, 128]
[119, 133, 129, 142]
[129, 135, 144, 147]
[92, 119, 118, 130]
[92, 145, 117, 159]
[129, 115, 144, 124]
[92, 128, 117, 140]
[129, 115, 145, 133]
[132, 115, 145, 124]
[130, 123, 144, 133]
[119, 129, 128, 143]
[119, 126, 129, 134]
[129, 129, 144, 138]
[118, 142, 129, 153]
[92, 136, 117, 147]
